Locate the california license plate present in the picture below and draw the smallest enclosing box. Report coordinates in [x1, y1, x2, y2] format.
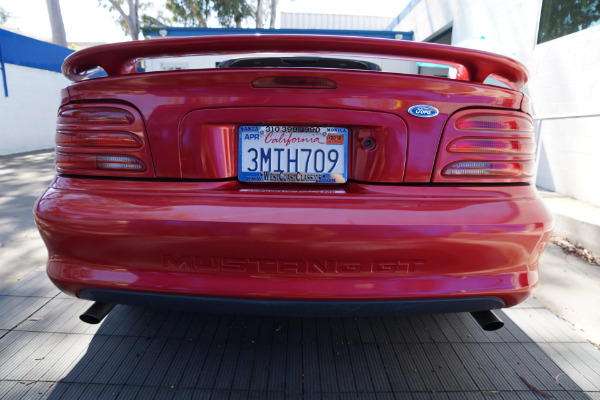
[238, 126, 348, 183]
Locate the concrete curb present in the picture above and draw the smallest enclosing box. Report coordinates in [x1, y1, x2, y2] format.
[538, 188, 600, 256]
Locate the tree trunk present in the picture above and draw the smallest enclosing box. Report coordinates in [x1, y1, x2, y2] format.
[129, 0, 139, 40]
[46, 0, 67, 46]
[270, 0, 278, 28]
[107, 0, 140, 40]
[256, 0, 264, 28]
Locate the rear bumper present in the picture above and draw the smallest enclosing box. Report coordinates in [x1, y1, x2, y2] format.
[34, 177, 553, 309]
[80, 289, 505, 317]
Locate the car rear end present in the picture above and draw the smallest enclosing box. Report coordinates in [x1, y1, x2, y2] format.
[34, 35, 553, 317]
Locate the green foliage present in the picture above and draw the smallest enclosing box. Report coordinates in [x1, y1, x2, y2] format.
[166, 0, 212, 27]
[142, 15, 168, 28]
[103, 0, 275, 38]
[167, 0, 266, 28]
[538, 0, 600, 43]
[0, 6, 10, 24]
[213, 0, 253, 28]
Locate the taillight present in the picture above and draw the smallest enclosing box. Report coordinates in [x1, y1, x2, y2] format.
[455, 114, 533, 131]
[434, 110, 535, 183]
[56, 153, 146, 171]
[447, 137, 535, 154]
[58, 108, 135, 125]
[442, 161, 534, 177]
[56, 130, 141, 147]
[55, 104, 154, 177]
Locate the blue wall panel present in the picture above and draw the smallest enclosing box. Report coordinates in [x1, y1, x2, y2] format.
[143, 27, 414, 41]
[0, 28, 73, 72]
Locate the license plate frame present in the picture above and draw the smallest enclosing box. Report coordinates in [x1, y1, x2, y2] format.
[238, 125, 348, 184]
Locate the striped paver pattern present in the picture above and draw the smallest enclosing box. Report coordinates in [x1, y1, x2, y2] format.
[0, 268, 599, 399]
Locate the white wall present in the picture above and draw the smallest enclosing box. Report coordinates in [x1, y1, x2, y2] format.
[0, 63, 69, 156]
[394, 0, 541, 60]
[280, 13, 393, 30]
[530, 25, 600, 205]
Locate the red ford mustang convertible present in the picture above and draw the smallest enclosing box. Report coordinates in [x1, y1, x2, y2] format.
[34, 35, 553, 329]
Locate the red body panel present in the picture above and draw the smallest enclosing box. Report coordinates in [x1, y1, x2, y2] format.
[180, 108, 408, 181]
[65, 70, 523, 181]
[35, 178, 552, 307]
[34, 36, 553, 315]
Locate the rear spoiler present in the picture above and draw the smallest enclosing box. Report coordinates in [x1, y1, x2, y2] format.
[62, 35, 529, 91]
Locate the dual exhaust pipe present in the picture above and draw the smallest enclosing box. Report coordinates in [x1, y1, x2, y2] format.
[470, 310, 504, 331]
[79, 301, 504, 331]
[79, 302, 115, 324]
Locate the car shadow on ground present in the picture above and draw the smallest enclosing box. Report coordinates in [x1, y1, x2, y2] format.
[1, 270, 600, 399]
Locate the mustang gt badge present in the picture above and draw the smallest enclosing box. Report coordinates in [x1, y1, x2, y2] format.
[408, 105, 439, 118]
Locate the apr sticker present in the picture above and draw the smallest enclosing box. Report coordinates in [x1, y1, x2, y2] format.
[408, 105, 439, 118]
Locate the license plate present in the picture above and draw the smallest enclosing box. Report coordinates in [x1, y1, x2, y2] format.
[238, 126, 348, 183]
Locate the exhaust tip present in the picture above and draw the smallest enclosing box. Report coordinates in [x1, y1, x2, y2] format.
[80, 302, 115, 324]
[79, 314, 101, 324]
[470, 310, 504, 331]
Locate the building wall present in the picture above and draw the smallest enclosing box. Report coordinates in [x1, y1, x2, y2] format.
[0, 28, 73, 156]
[394, 0, 540, 60]
[393, 0, 453, 42]
[280, 13, 392, 30]
[393, 0, 600, 206]
[0, 63, 69, 155]
[531, 25, 600, 205]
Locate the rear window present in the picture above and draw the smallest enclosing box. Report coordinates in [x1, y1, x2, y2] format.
[140, 53, 462, 79]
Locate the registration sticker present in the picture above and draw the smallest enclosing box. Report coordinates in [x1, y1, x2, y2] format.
[238, 126, 348, 184]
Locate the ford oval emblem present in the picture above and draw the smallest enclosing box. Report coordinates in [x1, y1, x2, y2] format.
[408, 105, 439, 118]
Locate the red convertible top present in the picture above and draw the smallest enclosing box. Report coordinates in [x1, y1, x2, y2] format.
[62, 35, 529, 91]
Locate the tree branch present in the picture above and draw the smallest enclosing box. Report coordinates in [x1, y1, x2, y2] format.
[106, 0, 139, 40]
[107, 0, 129, 23]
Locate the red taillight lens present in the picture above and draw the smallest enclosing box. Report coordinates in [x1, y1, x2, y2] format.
[58, 107, 135, 125]
[55, 104, 153, 177]
[252, 76, 337, 89]
[455, 114, 534, 131]
[55, 153, 96, 170]
[434, 110, 536, 183]
[56, 130, 141, 148]
[56, 153, 146, 171]
[447, 137, 535, 154]
[442, 161, 534, 178]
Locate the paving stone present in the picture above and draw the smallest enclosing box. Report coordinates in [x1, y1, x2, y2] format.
[0, 281, 598, 399]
